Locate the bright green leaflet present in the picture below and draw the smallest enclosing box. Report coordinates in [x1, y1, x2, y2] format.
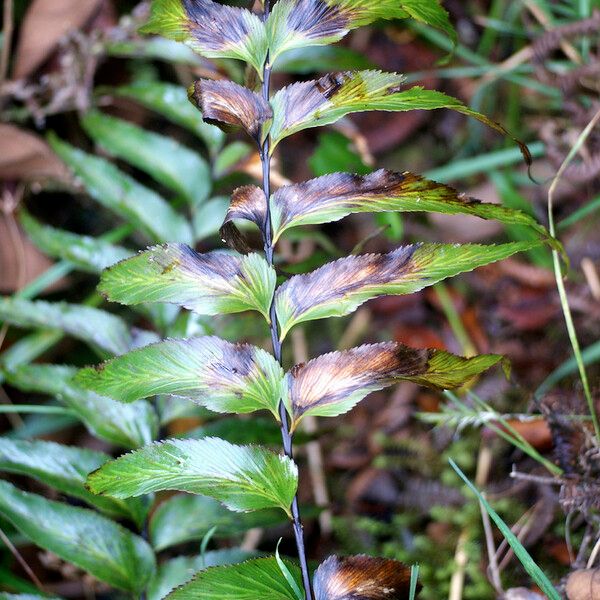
[166, 557, 302, 600]
[283, 347, 506, 429]
[140, 0, 269, 75]
[268, 170, 553, 246]
[148, 550, 256, 600]
[268, 72, 529, 159]
[87, 438, 298, 516]
[98, 244, 276, 322]
[75, 336, 285, 418]
[267, 0, 455, 63]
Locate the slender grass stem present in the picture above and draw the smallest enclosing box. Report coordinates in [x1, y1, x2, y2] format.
[547, 108, 600, 442]
[258, 3, 313, 598]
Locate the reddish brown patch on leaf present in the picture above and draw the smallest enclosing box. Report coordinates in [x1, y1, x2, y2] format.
[314, 555, 416, 600]
[287, 342, 429, 417]
[277, 246, 419, 323]
[228, 186, 267, 227]
[269, 168, 534, 243]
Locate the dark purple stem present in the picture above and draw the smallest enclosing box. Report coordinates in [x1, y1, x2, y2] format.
[258, 3, 313, 599]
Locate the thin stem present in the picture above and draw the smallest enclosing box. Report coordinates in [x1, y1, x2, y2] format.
[0, 525, 45, 592]
[258, 4, 313, 598]
[547, 108, 600, 443]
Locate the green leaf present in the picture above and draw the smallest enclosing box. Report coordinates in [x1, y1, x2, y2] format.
[0, 330, 62, 374]
[223, 170, 552, 246]
[284, 343, 506, 430]
[266, 0, 452, 64]
[148, 550, 256, 600]
[272, 170, 551, 243]
[106, 36, 206, 66]
[166, 557, 301, 600]
[193, 196, 230, 241]
[98, 244, 276, 321]
[0, 480, 155, 592]
[0, 439, 147, 527]
[157, 395, 215, 426]
[48, 133, 192, 244]
[187, 416, 301, 445]
[0, 297, 143, 357]
[114, 81, 225, 154]
[87, 438, 298, 515]
[450, 460, 560, 600]
[275, 241, 538, 340]
[275, 46, 373, 75]
[75, 336, 284, 418]
[3, 364, 158, 449]
[213, 142, 253, 179]
[81, 110, 211, 208]
[399, 0, 456, 47]
[189, 79, 272, 143]
[268, 72, 531, 166]
[140, 0, 268, 74]
[20, 210, 133, 273]
[150, 494, 288, 550]
[309, 131, 371, 176]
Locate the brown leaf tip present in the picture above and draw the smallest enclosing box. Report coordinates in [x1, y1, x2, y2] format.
[190, 79, 272, 141]
[314, 555, 417, 600]
[229, 185, 267, 228]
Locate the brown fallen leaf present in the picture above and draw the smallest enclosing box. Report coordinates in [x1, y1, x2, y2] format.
[546, 539, 572, 566]
[394, 323, 446, 350]
[566, 569, 600, 600]
[0, 124, 67, 182]
[502, 418, 553, 452]
[0, 214, 58, 293]
[13, 0, 102, 79]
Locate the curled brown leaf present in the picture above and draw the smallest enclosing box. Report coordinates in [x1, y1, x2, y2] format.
[13, 0, 102, 79]
[189, 79, 272, 142]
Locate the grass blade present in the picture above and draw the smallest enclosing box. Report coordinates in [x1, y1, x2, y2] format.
[450, 459, 560, 600]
